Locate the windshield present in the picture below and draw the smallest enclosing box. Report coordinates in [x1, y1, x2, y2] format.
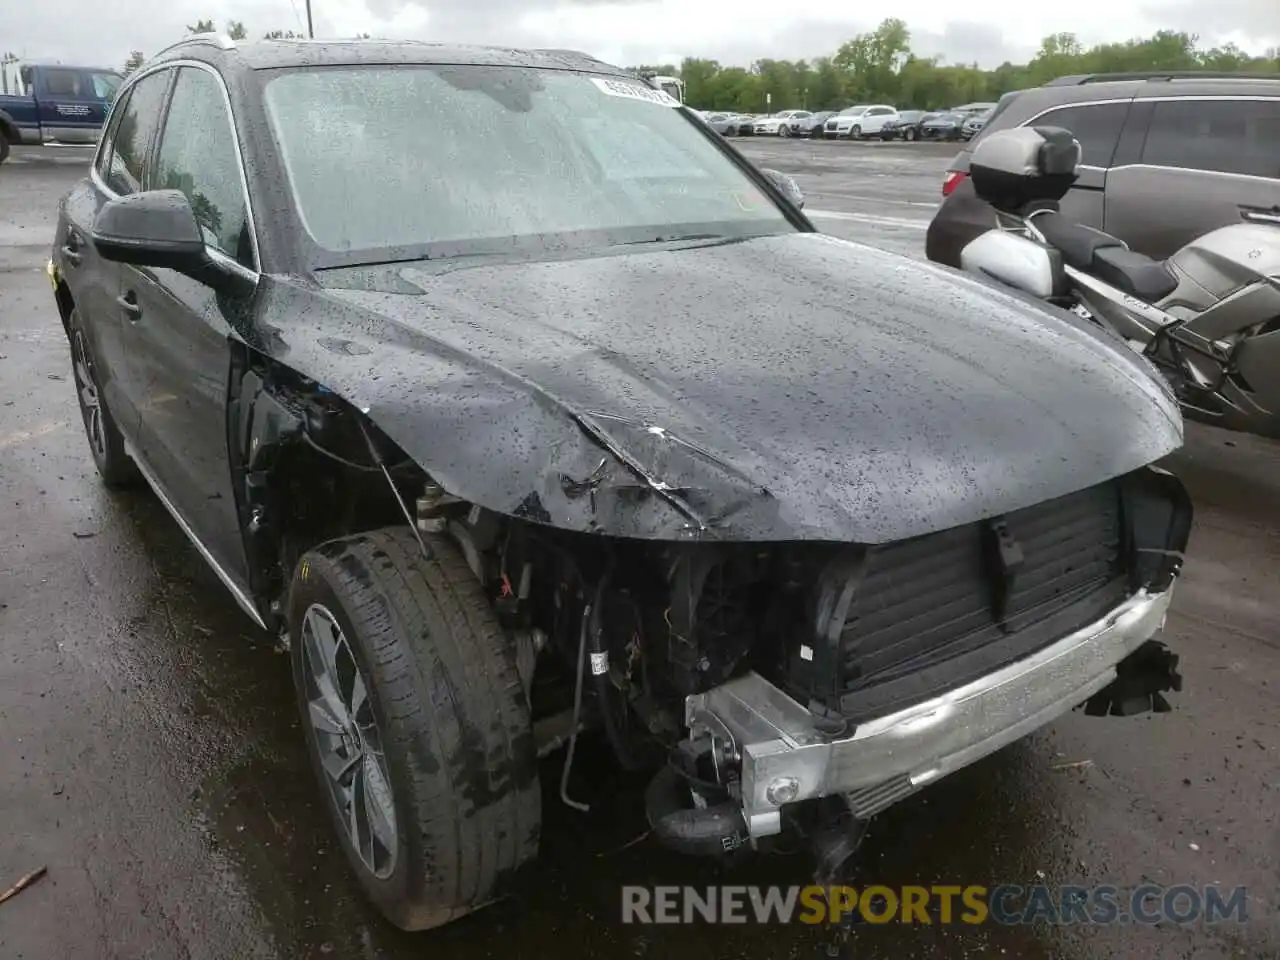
[263, 66, 790, 264]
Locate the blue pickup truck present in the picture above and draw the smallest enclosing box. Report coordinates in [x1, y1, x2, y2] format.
[0, 62, 123, 162]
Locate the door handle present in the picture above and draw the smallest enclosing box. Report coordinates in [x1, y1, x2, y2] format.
[60, 237, 82, 267]
[1241, 210, 1280, 226]
[116, 292, 142, 320]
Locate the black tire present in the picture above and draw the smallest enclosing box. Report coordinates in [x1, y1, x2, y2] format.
[905, 128, 916, 142]
[289, 527, 541, 932]
[0, 127, 11, 164]
[67, 306, 138, 487]
[851, 124, 861, 139]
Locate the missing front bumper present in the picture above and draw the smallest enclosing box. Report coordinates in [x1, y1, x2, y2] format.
[685, 586, 1175, 838]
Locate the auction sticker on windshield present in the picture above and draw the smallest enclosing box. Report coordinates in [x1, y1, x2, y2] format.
[591, 77, 680, 106]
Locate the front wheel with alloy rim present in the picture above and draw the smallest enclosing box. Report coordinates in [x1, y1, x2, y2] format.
[905, 127, 916, 141]
[851, 124, 861, 139]
[67, 307, 137, 487]
[289, 527, 541, 931]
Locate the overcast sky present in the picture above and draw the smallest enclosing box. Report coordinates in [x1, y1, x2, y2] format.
[6, 0, 1279, 73]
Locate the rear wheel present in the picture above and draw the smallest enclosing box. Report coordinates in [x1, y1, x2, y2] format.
[289, 527, 541, 932]
[67, 307, 137, 487]
[0, 128, 11, 164]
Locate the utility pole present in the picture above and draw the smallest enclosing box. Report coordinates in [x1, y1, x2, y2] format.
[305, 0, 314, 38]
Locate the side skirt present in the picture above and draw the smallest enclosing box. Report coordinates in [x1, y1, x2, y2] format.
[124, 439, 269, 631]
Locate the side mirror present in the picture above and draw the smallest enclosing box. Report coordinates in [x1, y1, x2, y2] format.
[959, 228, 1067, 299]
[761, 167, 805, 210]
[968, 126, 1081, 213]
[91, 189, 212, 274]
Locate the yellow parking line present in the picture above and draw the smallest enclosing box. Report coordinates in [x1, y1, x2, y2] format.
[0, 419, 71, 451]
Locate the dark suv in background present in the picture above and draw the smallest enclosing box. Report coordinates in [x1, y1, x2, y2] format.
[926, 72, 1280, 266]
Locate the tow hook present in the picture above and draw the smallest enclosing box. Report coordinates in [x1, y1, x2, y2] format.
[1083, 639, 1183, 717]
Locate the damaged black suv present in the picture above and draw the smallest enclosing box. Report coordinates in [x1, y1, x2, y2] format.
[50, 35, 1192, 932]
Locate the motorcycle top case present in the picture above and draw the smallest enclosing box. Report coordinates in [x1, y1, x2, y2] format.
[969, 126, 1081, 213]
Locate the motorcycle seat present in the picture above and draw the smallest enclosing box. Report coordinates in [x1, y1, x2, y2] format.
[1031, 212, 1178, 303]
[1091, 247, 1179, 303]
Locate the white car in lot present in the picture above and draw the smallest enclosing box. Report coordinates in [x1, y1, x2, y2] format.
[753, 110, 812, 136]
[824, 104, 899, 139]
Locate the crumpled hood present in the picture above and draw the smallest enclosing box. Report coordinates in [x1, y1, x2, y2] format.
[268, 231, 1181, 543]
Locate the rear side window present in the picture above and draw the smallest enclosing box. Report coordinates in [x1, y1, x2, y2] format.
[1028, 102, 1129, 167]
[1141, 99, 1280, 180]
[101, 70, 170, 196]
[43, 69, 81, 97]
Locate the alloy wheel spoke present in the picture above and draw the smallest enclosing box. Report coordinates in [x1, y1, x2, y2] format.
[299, 602, 398, 878]
[362, 751, 396, 851]
[347, 669, 369, 723]
[77, 375, 97, 409]
[303, 610, 348, 725]
[307, 696, 345, 735]
[350, 764, 372, 866]
[321, 741, 363, 786]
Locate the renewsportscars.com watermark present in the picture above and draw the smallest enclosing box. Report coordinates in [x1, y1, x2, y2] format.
[621, 884, 1249, 926]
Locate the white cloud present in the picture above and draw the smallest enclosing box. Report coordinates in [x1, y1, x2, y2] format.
[5, 0, 1276, 74]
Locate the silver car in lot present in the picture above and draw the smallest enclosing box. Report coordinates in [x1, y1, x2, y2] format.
[704, 112, 754, 136]
[754, 110, 812, 136]
[790, 110, 835, 137]
[961, 109, 993, 140]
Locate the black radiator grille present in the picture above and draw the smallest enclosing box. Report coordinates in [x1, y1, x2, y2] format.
[840, 481, 1125, 693]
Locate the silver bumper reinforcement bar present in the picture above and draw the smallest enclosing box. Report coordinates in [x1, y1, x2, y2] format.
[685, 587, 1174, 837]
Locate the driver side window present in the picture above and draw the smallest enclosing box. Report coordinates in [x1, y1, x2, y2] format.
[153, 66, 254, 269]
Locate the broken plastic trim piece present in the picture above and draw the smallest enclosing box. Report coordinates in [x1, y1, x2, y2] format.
[569, 412, 709, 531]
[583, 412, 763, 487]
[1082, 639, 1183, 716]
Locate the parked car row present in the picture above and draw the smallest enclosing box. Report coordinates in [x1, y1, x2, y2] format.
[696, 102, 997, 143]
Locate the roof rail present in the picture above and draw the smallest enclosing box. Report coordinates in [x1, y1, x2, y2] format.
[537, 48, 597, 59]
[1046, 70, 1272, 86]
[150, 32, 237, 60]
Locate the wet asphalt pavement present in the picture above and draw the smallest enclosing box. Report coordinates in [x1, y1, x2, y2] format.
[1, 140, 1278, 960]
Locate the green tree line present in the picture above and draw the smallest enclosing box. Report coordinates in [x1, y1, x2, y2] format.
[635, 19, 1280, 113]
